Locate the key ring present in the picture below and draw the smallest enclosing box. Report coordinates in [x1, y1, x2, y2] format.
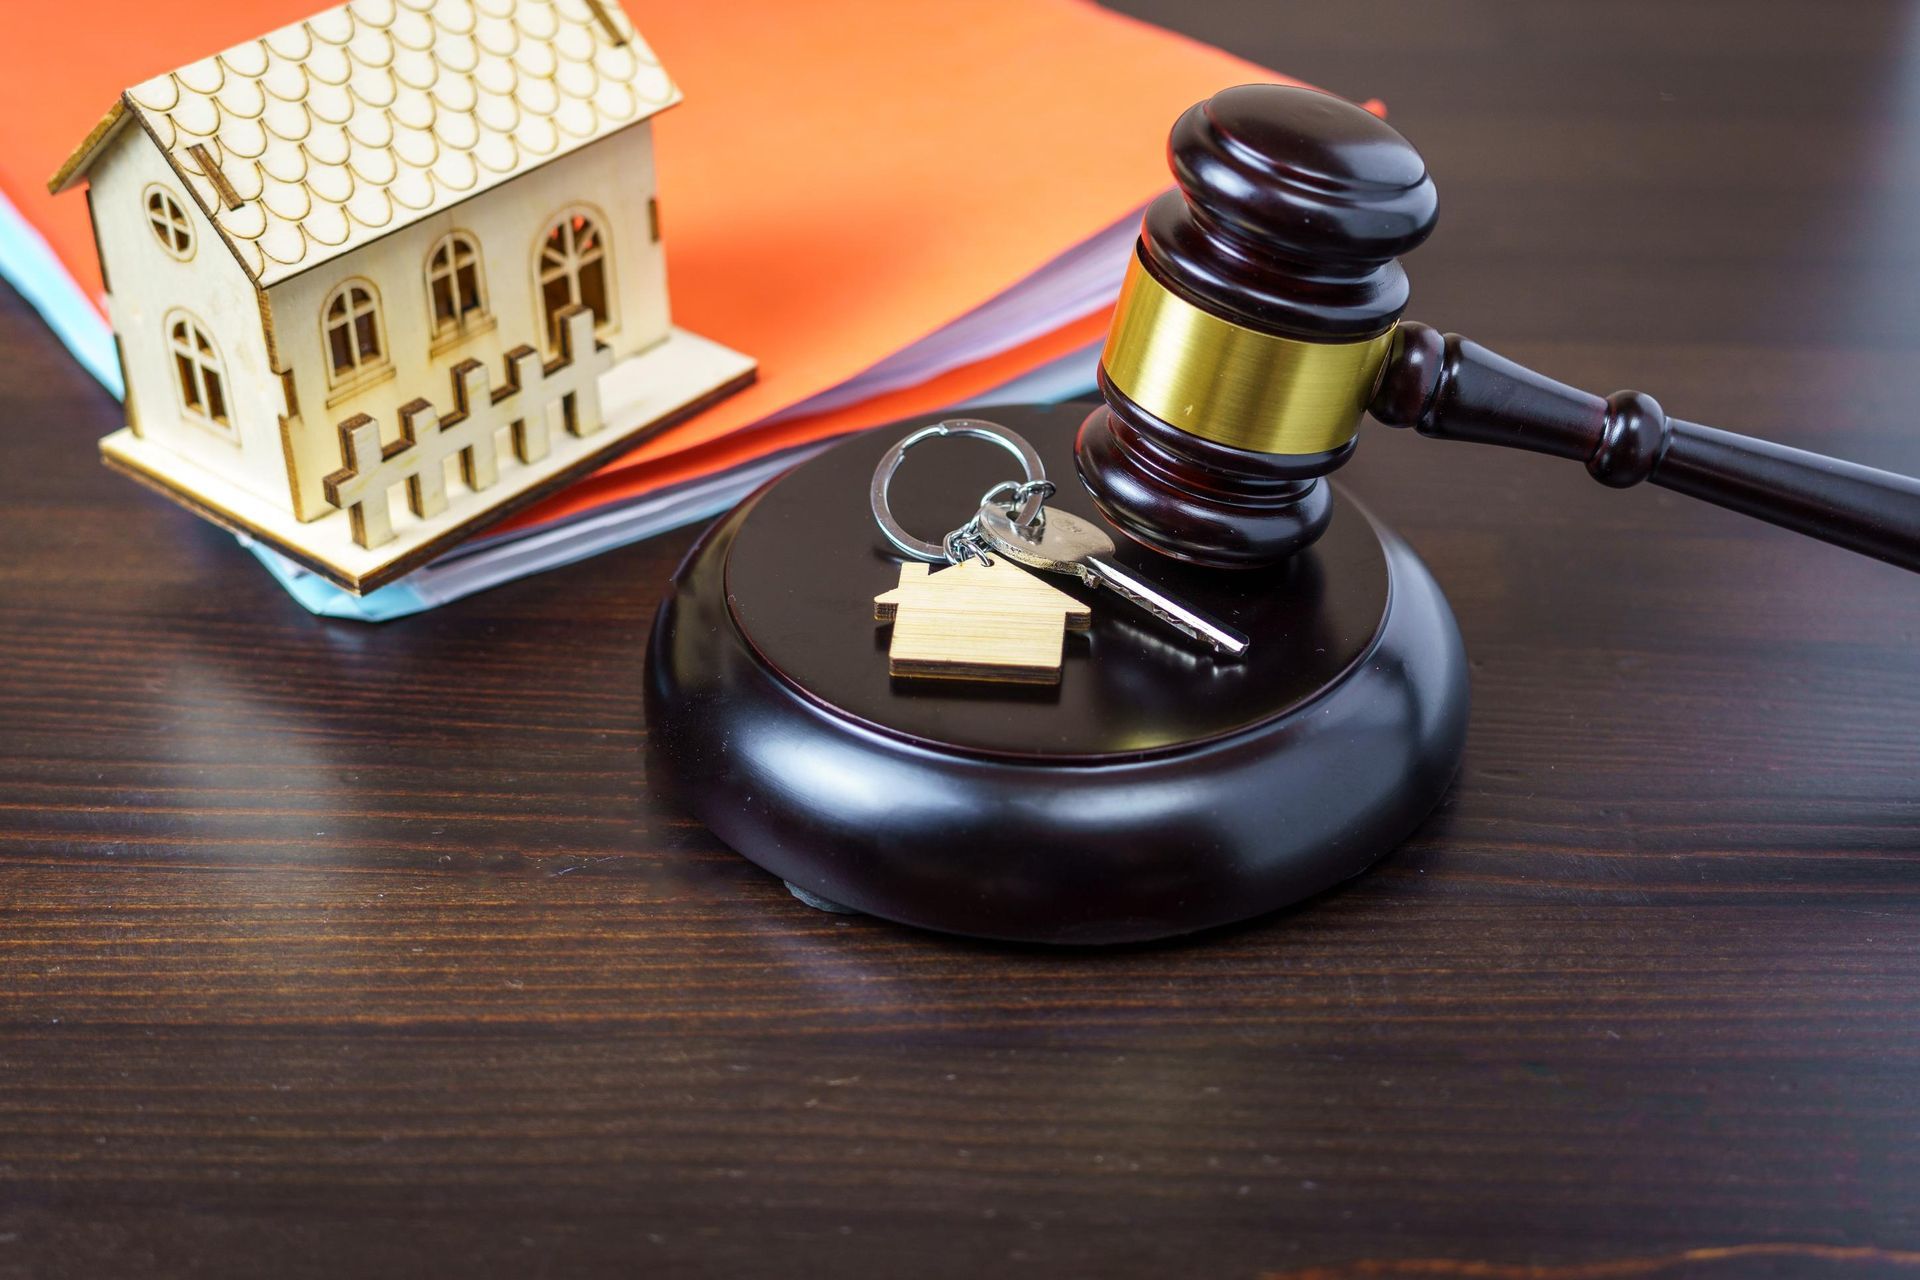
[869, 419, 1050, 563]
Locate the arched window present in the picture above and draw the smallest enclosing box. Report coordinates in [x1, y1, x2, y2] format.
[168, 314, 229, 430]
[145, 185, 193, 260]
[536, 209, 613, 351]
[426, 232, 487, 335]
[323, 280, 386, 383]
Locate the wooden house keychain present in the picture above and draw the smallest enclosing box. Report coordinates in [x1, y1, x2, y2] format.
[868, 420, 1249, 684]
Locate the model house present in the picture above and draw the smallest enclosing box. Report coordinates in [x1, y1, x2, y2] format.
[50, 0, 755, 592]
[874, 560, 1092, 683]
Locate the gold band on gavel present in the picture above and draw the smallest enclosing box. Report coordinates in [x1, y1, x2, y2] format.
[1099, 254, 1397, 456]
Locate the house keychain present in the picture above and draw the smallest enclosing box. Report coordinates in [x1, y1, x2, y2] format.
[868, 420, 1249, 684]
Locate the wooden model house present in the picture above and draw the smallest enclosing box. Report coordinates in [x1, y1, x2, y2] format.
[50, 0, 755, 593]
[874, 560, 1092, 684]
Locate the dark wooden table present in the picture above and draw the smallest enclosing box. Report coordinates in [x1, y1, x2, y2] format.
[7, 2, 1920, 1276]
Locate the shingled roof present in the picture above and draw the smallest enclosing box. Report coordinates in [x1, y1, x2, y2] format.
[51, 0, 680, 287]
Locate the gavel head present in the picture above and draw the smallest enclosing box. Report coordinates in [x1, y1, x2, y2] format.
[1077, 84, 1439, 567]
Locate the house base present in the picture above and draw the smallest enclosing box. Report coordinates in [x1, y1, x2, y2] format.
[101, 327, 757, 595]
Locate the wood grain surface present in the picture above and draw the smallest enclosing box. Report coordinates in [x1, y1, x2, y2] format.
[873, 558, 1092, 684]
[5, 2, 1920, 1276]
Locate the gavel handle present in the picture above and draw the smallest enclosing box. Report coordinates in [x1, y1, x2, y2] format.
[1370, 323, 1920, 572]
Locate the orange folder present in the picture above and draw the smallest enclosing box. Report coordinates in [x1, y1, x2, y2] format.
[7, 0, 1306, 533]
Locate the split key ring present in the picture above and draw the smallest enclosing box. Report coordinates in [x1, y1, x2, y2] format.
[868, 419, 1051, 564]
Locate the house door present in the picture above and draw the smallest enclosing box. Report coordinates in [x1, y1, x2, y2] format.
[537, 210, 612, 353]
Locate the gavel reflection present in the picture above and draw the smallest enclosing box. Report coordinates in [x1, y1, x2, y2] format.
[1076, 84, 1920, 572]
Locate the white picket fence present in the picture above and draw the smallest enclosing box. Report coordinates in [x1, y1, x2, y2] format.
[322, 305, 613, 548]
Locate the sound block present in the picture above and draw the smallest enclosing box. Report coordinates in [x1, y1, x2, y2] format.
[644, 403, 1468, 944]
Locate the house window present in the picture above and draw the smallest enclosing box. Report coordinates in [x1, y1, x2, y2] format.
[145, 186, 193, 260]
[537, 209, 613, 351]
[323, 281, 386, 383]
[426, 232, 487, 335]
[168, 313, 229, 430]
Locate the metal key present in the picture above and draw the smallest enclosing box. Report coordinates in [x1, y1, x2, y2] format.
[976, 503, 1250, 658]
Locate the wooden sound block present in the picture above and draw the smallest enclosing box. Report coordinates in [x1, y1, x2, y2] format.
[644, 403, 1469, 944]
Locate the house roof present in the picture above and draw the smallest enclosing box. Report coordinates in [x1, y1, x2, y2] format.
[874, 560, 1093, 624]
[51, 0, 680, 288]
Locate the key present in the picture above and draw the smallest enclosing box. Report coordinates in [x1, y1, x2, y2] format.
[976, 503, 1251, 657]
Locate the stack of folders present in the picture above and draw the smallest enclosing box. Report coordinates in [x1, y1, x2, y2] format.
[3, 0, 1328, 619]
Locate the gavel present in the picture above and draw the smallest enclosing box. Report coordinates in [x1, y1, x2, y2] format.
[1076, 84, 1920, 571]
